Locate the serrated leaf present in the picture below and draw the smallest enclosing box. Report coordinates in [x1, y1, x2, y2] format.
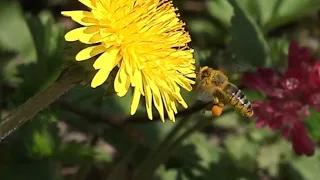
[305, 108, 320, 140]
[10, 11, 65, 104]
[229, 0, 271, 68]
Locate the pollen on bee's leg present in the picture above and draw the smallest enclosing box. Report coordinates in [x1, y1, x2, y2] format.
[211, 103, 224, 117]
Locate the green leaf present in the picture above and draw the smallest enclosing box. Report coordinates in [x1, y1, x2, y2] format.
[229, 0, 271, 68]
[0, 50, 19, 83]
[0, 0, 36, 61]
[287, 152, 320, 180]
[0, 1, 36, 85]
[206, 0, 320, 34]
[193, 48, 213, 67]
[264, 0, 320, 32]
[180, 132, 219, 165]
[23, 111, 60, 158]
[10, 11, 65, 104]
[305, 108, 320, 140]
[31, 123, 57, 157]
[267, 37, 290, 67]
[0, 159, 62, 180]
[107, 145, 138, 180]
[57, 142, 111, 164]
[0, 110, 60, 161]
[156, 165, 180, 180]
[158, 132, 220, 180]
[186, 18, 228, 46]
[134, 122, 176, 148]
[206, 0, 281, 30]
[214, 111, 240, 129]
[257, 140, 291, 177]
[225, 135, 259, 171]
[249, 127, 278, 143]
[241, 89, 266, 101]
[206, 0, 233, 28]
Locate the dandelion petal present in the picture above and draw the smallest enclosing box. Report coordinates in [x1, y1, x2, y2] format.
[151, 84, 165, 121]
[144, 82, 153, 120]
[61, 11, 95, 26]
[93, 48, 120, 70]
[79, 0, 96, 9]
[114, 67, 130, 97]
[79, 28, 104, 44]
[65, 27, 86, 41]
[76, 45, 107, 61]
[130, 87, 141, 115]
[91, 68, 111, 88]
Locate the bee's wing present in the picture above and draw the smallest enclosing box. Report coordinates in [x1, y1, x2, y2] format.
[211, 49, 254, 75]
[197, 91, 214, 102]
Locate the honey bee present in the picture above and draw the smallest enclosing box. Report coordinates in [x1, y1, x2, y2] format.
[194, 66, 253, 118]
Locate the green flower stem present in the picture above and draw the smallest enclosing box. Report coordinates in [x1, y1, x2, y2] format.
[167, 118, 210, 153]
[134, 116, 193, 180]
[0, 66, 85, 141]
[140, 117, 211, 180]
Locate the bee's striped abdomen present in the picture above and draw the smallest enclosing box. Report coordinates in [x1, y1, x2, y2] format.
[225, 83, 253, 117]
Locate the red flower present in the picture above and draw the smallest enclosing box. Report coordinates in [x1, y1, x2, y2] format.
[309, 61, 320, 87]
[242, 41, 318, 156]
[242, 68, 284, 98]
[288, 41, 315, 73]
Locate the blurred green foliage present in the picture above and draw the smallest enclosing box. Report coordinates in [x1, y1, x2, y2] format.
[0, 0, 320, 180]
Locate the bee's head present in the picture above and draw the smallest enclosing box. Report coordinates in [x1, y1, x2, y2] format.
[198, 66, 210, 80]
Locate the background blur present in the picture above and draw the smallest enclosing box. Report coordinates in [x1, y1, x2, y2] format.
[0, 0, 320, 180]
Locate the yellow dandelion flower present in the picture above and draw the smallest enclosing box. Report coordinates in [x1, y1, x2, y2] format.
[62, 0, 196, 121]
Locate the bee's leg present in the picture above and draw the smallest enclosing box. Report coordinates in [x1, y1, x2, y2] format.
[203, 102, 213, 114]
[215, 88, 228, 102]
[200, 87, 222, 114]
[200, 66, 209, 72]
[212, 96, 219, 104]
